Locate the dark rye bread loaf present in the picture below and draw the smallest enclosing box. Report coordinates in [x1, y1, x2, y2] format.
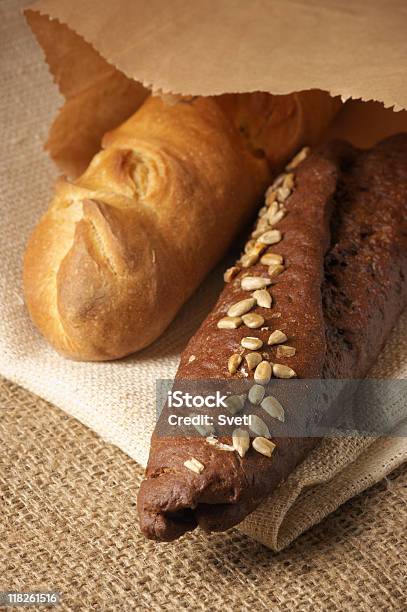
[323, 136, 407, 378]
[138, 135, 407, 542]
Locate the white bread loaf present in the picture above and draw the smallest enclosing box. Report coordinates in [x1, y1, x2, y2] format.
[24, 92, 340, 360]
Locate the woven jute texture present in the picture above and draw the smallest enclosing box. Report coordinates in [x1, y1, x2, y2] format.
[1, 377, 407, 611]
[1, 0, 407, 560]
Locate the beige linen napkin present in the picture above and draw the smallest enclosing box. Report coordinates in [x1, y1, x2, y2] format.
[1, 0, 406, 551]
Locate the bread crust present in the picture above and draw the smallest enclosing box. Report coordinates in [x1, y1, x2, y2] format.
[24, 92, 339, 360]
[138, 135, 407, 541]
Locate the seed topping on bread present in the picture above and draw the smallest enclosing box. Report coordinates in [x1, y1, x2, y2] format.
[276, 345, 296, 358]
[244, 352, 262, 370]
[184, 458, 205, 474]
[286, 146, 310, 170]
[268, 330, 288, 345]
[254, 361, 272, 385]
[241, 313, 265, 329]
[241, 337, 264, 350]
[273, 364, 297, 379]
[223, 266, 239, 283]
[227, 297, 256, 317]
[232, 429, 250, 458]
[217, 316, 243, 329]
[252, 437, 276, 457]
[228, 353, 242, 374]
[261, 396, 285, 422]
[248, 384, 266, 405]
[241, 276, 271, 290]
[257, 229, 282, 245]
[268, 263, 285, 279]
[216, 148, 310, 457]
[252, 289, 272, 308]
[249, 415, 270, 438]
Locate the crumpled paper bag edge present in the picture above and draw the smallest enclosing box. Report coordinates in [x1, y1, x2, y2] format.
[25, 7, 406, 110]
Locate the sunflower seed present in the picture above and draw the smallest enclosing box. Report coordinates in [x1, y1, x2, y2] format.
[267, 208, 286, 226]
[276, 345, 296, 358]
[248, 384, 266, 405]
[241, 242, 267, 267]
[268, 330, 288, 345]
[277, 186, 291, 202]
[206, 436, 235, 451]
[283, 173, 295, 189]
[269, 174, 285, 190]
[268, 263, 285, 279]
[225, 394, 246, 414]
[250, 219, 269, 240]
[251, 227, 267, 240]
[244, 239, 256, 253]
[260, 252, 283, 266]
[245, 352, 263, 371]
[224, 266, 239, 283]
[254, 360, 272, 385]
[192, 416, 215, 436]
[184, 458, 205, 474]
[227, 298, 256, 317]
[252, 437, 276, 457]
[252, 289, 272, 308]
[249, 415, 270, 438]
[252, 241, 268, 255]
[228, 353, 242, 374]
[241, 337, 263, 350]
[257, 230, 282, 245]
[241, 276, 271, 291]
[261, 396, 285, 422]
[232, 429, 250, 458]
[273, 363, 297, 378]
[252, 218, 270, 237]
[257, 216, 270, 230]
[267, 200, 279, 217]
[242, 313, 265, 329]
[240, 252, 258, 267]
[258, 206, 268, 218]
[217, 316, 243, 330]
[286, 146, 310, 170]
[265, 189, 278, 206]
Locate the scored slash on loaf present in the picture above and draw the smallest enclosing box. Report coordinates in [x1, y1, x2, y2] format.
[24, 91, 339, 360]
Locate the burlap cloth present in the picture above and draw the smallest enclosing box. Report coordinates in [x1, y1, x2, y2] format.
[1, 378, 406, 610]
[1, 1, 407, 593]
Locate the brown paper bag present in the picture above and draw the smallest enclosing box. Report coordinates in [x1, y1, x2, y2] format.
[25, 0, 407, 172]
[16, 0, 407, 550]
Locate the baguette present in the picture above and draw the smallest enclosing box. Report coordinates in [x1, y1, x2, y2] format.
[138, 135, 407, 541]
[23, 91, 340, 360]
